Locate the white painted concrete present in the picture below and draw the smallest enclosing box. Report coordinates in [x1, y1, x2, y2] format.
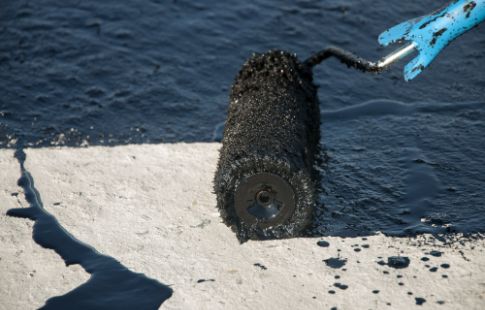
[0, 150, 89, 310]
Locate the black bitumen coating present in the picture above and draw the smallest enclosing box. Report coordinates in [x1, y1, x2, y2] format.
[1, 0, 485, 239]
[214, 50, 320, 241]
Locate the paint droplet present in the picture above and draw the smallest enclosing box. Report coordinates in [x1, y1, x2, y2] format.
[334, 283, 348, 290]
[415, 297, 426, 305]
[253, 263, 267, 270]
[317, 240, 330, 247]
[197, 279, 215, 283]
[323, 258, 347, 269]
[387, 256, 410, 269]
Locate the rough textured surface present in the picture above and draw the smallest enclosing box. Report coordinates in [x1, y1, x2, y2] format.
[1, 144, 485, 310]
[0, 0, 484, 147]
[214, 51, 320, 241]
[0, 150, 89, 310]
[6, 148, 172, 309]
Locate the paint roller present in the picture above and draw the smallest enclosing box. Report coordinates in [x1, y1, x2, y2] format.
[214, 0, 485, 241]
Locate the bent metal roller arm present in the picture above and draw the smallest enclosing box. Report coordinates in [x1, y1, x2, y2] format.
[306, 0, 485, 80]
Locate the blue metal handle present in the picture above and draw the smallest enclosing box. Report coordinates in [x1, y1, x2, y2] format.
[378, 0, 485, 80]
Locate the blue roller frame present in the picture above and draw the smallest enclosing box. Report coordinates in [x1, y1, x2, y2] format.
[378, 0, 485, 80]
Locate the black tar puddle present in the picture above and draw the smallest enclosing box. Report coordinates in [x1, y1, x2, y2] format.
[7, 148, 172, 309]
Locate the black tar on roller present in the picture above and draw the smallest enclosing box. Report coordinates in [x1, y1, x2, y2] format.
[214, 50, 321, 242]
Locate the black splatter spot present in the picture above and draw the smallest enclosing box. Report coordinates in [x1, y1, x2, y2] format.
[317, 240, 330, 247]
[197, 279, 215, 283]
[328, 290, 336, 294]
[429, 250, 442, 257]
[429, 267, 438, 272]
[254, 263, 267, 270]
[415, 297, 426, 305]
[463, 1, 477, 18]
[430, 28, 447, 46]
[440, 263, 450, 269]
[323, 258, 347, 269]
[387, 256, 410, 269]
[334, 283, 348, 290]
[421, 257, 430, 262]
[372, 290, 380, 294]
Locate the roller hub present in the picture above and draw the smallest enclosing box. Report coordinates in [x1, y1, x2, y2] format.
[234, 173, 296, 228]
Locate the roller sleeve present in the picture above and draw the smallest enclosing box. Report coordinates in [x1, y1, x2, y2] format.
[214, 50, 321, 241]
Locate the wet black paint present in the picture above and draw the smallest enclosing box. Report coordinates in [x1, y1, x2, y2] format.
[7, 148, 172, 309]
[429, 250, 443, 257]
[317, 240, 330, 247]
[377, 256, 410, 269]
[415, 297, 426, 305]
[387, 256, 410, 269]
[323, 258, 347, 269]
[333, 283, 348, 290]
[1, 0, 485, 240]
